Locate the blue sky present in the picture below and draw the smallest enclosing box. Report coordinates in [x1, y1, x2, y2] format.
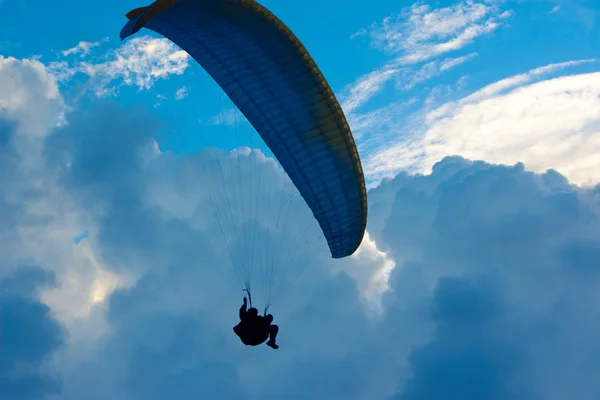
[4, 0, 599, 175]
[1, 0, 600, 399]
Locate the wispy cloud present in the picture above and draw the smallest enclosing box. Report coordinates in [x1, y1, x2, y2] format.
[440, 53, 477, 71]
[62, 38, 109, 57]
[347, 97, 419, 144]
[49, 36, 189, 97]
[402, 52, 478, 89]
[153, 93, 167, 108]
[175, 86, 189, 100]
[342, 1, 506, 120]
[152, 86, 189, 108]
[550, 5, 561, 14]
[435, 58, 598, 110]
[355, 1, 507, 64]
[341, 66, 400, 114]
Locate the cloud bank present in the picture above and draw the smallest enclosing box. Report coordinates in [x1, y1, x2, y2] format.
[2, 51, 600, 400]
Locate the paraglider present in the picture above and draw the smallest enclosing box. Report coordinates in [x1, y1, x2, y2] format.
[233, 296, 279, 349]
[120, 0, 368, 346]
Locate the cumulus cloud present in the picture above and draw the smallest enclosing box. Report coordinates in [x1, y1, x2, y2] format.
[394, 274, 533, 400]
[27, 96, 390, 399]
[0, 56, 64, 137]
[4, 26, 600, 399]
[344, 231, 396, 313]
[0, 268, 65, 400]
[0, 57, 132, 344]
[372, 157, 600, 399]
[2, 53, 392, 399]
[6, 105, 599, 399]
[42, 143, 600, 399]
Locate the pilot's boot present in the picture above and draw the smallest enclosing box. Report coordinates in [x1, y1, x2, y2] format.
[266, 339, 279, 349]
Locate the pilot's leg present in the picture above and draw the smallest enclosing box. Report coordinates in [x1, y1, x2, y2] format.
[268, 325, 279, 341]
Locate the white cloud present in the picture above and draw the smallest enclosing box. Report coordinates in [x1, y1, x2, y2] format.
[0, 56, 64, 137]
[365, 63, 600, 187]
[175, 86, 189, 100]
[401, 17, 498, 65]
[402, 52, 478, 89]
[31, 212, 132, 326]
[342, 1, 506, 126]
[371, 157, 600, 399]
[341, 66, 400, 114]
[5, 51, 600, 400]
[0, 58, 132, 346]
[153, 93, 167, 108]
[550, 5, 561, 14]
[356, 1, 505, 63]
[62, 38, 109, 57]
[440, 52, 477, 71]
[345, 231, 396, 312]
[500, 10, 512, 18]
[49, 36, 190, 97]
[342, 0, 599, 188]
[449, 59, 597, 105]
[422, 71, 600, 186]
[23, 138, 600, 399]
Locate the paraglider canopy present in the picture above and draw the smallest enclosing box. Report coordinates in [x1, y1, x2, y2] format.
[120, 0, 368, 259]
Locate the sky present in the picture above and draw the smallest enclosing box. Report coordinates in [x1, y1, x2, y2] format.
[1, 0, 600, 399]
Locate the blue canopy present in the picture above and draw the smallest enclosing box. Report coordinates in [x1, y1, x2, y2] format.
[121, 0, 367, 258]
